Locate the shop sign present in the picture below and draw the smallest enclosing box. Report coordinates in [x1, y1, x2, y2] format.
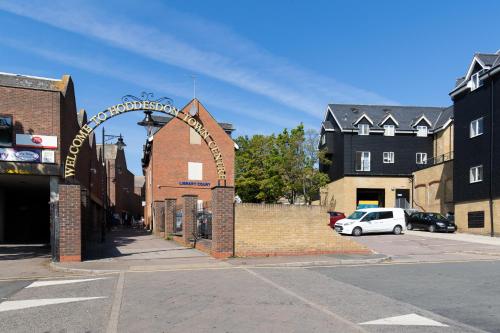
[16, 134, 58, 149]
[41, 150, 55, 163]
[0, 148, 41, 162]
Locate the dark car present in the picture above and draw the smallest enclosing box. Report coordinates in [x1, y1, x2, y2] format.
[328, 211, 346, 228]
[407, 212, 456, 233]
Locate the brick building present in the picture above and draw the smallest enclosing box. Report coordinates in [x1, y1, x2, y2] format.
[0, 72, 104, 253]
[97, 144, 140, 222]
[142, 99, 236, 230]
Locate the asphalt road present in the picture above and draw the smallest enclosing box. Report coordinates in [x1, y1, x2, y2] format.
[1, 260, 498, 332]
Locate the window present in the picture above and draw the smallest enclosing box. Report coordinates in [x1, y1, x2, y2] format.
[189, 127, 201, 144]
[188, 162, 203, 180]
[416, 153, 427, 165]
[362, 212, 378, 221]
[320, 134, 326, 145]
[383, 152, 394, 164]
[355, 151, 370, 171]
[416, 126, 428, 137]
[384, 125, 395, 136]
[0, 116, 13, 147]
[378, 211, 393, 219]
[470, 117, 484, 138]
[470, 165, 483, 183]
[358, 124, 370, 135]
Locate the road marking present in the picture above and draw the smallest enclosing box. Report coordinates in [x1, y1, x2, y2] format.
[106, 272, 125, 333]
[243, 268, 368, 333]
[26, 277, 109, 288]
[0, 297, 106, 312]
[360, 313, 448, 326]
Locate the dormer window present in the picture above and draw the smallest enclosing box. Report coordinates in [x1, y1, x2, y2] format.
[417, 126, 428, 137]
[384, 125, 395, 136]
[359, 124, 370, 135]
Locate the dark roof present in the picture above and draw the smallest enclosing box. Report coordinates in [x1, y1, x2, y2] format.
[434, 106, 454, 130]
[218, 122, 235, 132]
[476, 53, 500, 67]
[0, 72, 67, 92]
[326, 104, 452, 132]
[322, 120, 335, 130]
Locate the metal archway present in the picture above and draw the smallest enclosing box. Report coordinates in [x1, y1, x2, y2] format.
[63, 93, 227, 180]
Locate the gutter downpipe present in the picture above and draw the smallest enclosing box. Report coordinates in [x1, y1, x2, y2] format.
[489, 73, 495, 237]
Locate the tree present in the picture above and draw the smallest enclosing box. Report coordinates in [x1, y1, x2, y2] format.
[235, 125, 330, 204]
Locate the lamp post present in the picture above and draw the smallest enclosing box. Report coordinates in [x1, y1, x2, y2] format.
[101, 129, 126, 242]
[138, 110, 162, 231]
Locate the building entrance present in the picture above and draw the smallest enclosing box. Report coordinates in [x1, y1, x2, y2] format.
[0, 174, 50, 244]
[356, 188, 385, 209]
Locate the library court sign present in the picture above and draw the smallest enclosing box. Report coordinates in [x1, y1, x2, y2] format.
[64, 94, 228, 180]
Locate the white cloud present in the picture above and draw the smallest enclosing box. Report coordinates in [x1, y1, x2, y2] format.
[0, 0, 398, 120]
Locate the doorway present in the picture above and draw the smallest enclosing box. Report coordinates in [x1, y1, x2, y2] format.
[356, 188, 385, 209]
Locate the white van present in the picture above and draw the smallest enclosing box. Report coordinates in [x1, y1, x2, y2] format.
[334, 208, 406, 236]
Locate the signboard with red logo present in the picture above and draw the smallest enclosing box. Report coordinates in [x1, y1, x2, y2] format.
[15, 134, 57, 149]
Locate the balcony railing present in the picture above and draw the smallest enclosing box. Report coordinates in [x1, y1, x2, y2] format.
[415, 151, 454, 170]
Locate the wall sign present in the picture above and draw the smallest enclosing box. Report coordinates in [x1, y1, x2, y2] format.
[0, 148, 41, 162]
[16, 134, 58, 149]
[41, 150, 55, 163]
[178, 181, 211, 187]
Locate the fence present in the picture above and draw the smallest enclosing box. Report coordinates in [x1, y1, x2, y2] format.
[197, 201, 212, 239]
[175, 204, 183, 234]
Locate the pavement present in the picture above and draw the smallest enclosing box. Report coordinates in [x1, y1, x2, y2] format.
[2, 228, 500, 332]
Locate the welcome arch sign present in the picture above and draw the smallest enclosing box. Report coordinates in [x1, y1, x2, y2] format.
[64, 93, 227, 180]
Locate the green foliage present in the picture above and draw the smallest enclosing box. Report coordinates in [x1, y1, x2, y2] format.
[235, 124, 330, 204]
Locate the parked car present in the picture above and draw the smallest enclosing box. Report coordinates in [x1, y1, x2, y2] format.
[407, 212, 456, 233]
[327, 211, 346, 228]
[334, 208, 406, 236]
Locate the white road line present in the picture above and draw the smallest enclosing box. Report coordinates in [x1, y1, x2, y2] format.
[26, 277, 109, 288]
[243, 268, 368, 333]
[106, 272, 125, 333]
[360, 313, 448, 327]
[0, 297, 106, 312]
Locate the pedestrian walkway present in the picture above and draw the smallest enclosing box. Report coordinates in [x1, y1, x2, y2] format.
[406, 229, 500, 246]
[52, 227, 227, 273]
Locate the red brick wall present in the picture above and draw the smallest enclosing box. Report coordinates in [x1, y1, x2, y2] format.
[58, 184, 82, 262]
[147, 99, 235, 205]
[0, 85, 61, 162]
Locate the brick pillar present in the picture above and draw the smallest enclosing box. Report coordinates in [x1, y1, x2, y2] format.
[164, 198, 176, 237]
[58, 184, 82, 262]
[153, 201, 165, 236]
[211, 186, 234, 258]
[182, 195, 198, 245]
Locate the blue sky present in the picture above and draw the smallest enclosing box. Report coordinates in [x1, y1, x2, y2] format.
[1, 0, 499, 175]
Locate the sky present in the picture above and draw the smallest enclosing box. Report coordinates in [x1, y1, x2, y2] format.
[1, 0, 499, 175]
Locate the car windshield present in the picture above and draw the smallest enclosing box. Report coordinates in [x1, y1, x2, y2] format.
[347, 211, 366, 220]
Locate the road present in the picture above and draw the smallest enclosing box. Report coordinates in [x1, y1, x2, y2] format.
[1, 260, 499, 332]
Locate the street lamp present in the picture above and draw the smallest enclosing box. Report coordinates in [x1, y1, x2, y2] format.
[137, 110, 158, 137]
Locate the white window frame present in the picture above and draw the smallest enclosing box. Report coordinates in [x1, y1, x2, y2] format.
[383, 125, 395, 136]
[358, 124, 370, 136]
[470, 117, 484, 138]
[416, 153, 427, 165]
[321, 134, 326, 145]
[416, 126, 428, 137]
[188, 162, 203, 180]
[356, 151, 371, 171]
[470, 165, 483, 183]
[383, 152, 394, 164]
